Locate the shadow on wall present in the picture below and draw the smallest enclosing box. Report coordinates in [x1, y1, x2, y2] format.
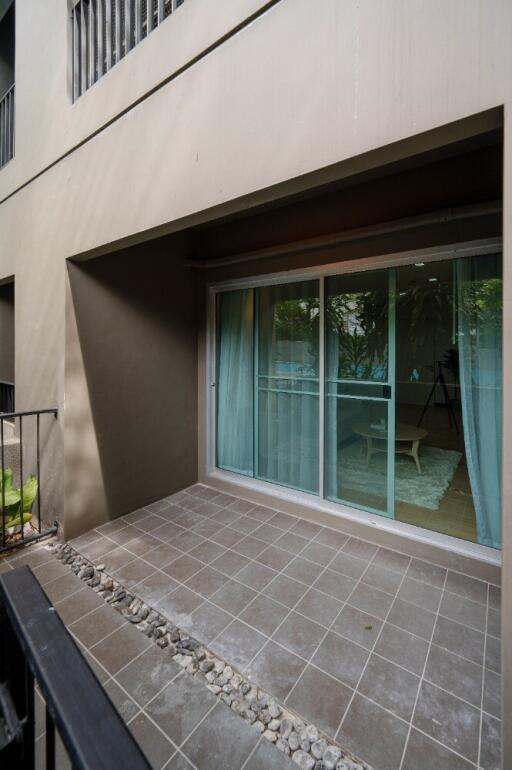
[66, 239, 199, 530]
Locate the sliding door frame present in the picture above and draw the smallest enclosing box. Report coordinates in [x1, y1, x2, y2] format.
[206, 237, 501, 540]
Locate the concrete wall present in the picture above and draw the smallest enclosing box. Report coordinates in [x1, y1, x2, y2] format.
[0, 280, 14, 382]
[64, 241, 198, 539]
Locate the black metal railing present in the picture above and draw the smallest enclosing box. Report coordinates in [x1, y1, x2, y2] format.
[0, 382, 14, 414]
[1, 409, 59, 554]
[0, 566, 152, 769]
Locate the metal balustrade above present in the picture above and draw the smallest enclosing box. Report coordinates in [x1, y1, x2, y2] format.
[0, 84, 14, 169]
[72, 0, 186, 101]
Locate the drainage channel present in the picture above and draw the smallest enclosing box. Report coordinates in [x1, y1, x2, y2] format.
[49, 541, 371, 770]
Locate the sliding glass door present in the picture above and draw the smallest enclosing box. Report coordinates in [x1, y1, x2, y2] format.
[214, 248, 503, 550]
[324, 269, 395, 516]
[256, 281, 320, 493]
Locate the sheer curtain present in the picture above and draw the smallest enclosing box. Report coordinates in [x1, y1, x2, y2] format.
[256, 281, 319, 493]
[456, 254, 502, 549]
[216, 289, 254, 476]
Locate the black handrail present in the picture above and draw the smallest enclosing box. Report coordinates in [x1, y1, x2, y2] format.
[0, 566, 152, 769]
[1, 409, 59, 553]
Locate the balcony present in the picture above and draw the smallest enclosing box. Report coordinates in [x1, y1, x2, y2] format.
[72, 0, 186, 101]
[0, 83, 13, 169]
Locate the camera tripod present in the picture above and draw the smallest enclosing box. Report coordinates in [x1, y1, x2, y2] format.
[417, 361, 459, 435]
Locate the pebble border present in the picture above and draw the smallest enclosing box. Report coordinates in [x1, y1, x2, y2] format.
[49, 540, 372, 770]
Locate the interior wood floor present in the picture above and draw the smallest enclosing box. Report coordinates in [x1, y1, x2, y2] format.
[395, 401, 477, 543]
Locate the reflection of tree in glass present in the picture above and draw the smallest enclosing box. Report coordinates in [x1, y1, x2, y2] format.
[273, 298, 319, 374]
[326, 291, 388, 381]
[459, 278, 502, 339]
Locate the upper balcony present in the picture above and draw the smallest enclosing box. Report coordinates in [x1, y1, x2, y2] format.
[0, 0, 14, 169]
[71, 0, 185, 101]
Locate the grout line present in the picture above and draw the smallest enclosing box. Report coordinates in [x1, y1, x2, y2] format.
[477, 583, 490, 770]
[397, 567, 450, 770]
[240, 735, 264, 770]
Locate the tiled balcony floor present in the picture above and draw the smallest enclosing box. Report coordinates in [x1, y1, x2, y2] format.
[2, 483, 501, 770]
[70, 484, 502, 770]
[0, 541, 294, 770]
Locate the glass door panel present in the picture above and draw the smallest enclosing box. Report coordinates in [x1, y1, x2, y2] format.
[256, 280, 320, 494]
[324, 269, 395, 516]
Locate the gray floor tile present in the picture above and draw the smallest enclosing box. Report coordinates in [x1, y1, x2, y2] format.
[361, 563, 402, 595]
[146, 673, 216, 746]
[348, 582, 393, 620]
[487, 607, 501, 638]
[143, 543, 183, 569]
[286, 664, 352, 737]
[413, 681, 480, 762]
[268, 511, 297, 531]
[115, 645, 181, 707]
[103, 679, 139, 723]
[312, 632, 369, 688]
[250, 505, 277, 523]
[299, 541, 337, 566]
[488, 584, 501, 611]
[163, 555, 204, 582]
[374, 623, 429, 675]
[172, 531, 206, 552]
[240, 594, 289, 637]
[211, 619, 266, 671]
[129, 712, 176, 770]
[113, 558, 156, 588]
[246, 640, 306, 701]
[184, 601, 232, 645]
[295, 588, 343, 628]
[244, 737, 295, 770]
[69, 603, 127, 648]
[480, 712, 501, 770]
[445, 571, 488, 605]
[332, 605, 382, 650]
[232, 536, 268, 559]
[255, 545, 295, 571]
[188, 540, 227, 564]
[425, 644, 483, 706]
[284, 556, 324, 585]
[209, 549, 251, 577]
[136, 514, 169, 533]
[401, 728, 474, 770]
[358, 654, 420, 720]
[439, 590, 486, 632]
[265, 574, 308, 608]
[313, 568, 356, 602]
[406, 558, 447, 588]
[229, 516, 260, 535]
[252, 523, 283, 544]
[485, 634, 501, 673]
[210, 579, 258, 615]
[210, 526, 245, 548]
[228, 498, 257, 514]
[314, 528, 349, 550]
[90, 624, 152, 675]
[387, 598, 437, 640]
[290, 519, 322, 539]
[182, 701, 259, 770]
[372, 547, 410, 575]
[42, 572, 84, 604]
[483, 668, 501, 719]
[235, 561, 277, 591]
[329, 551, 368, 580]
[432, 615, 484, 664]
[185, 566, 229, 598]
[33, 559, 70, 585]
[124, 532, 161, 556]
[272, 611, 325, 660]
[132, 570, 179, 604]
[397, 577, 442, 613]
[273, 531, 310, 555]
[156, 586, 205, 626]
[101, 546, 139, 574]
[342, 537, 378, 561]
[338, 693, 409, 770]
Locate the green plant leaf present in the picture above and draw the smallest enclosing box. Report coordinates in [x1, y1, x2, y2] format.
[19, 475, 38, 513]
[1, 512, 32, 530]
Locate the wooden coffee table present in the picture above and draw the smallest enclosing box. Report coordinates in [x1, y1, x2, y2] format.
[353, 422, 428, 473]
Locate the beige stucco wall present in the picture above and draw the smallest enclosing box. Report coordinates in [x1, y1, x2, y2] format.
[0, 0, 511, 759]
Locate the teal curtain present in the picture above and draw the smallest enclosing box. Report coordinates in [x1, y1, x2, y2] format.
[456, 254, 502, 549]
[216, 289, 254, 476]
[256, 281, 319, 493]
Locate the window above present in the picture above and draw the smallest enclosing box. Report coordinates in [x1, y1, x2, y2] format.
[71, 0, 186, 101]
